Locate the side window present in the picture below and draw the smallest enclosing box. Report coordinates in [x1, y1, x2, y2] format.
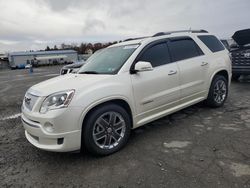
[139, 43, 171, 67]
[168, 38, 203, 62]
[198, 35, 225, 52]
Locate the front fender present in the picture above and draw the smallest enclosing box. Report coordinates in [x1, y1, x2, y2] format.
[77, 95, 134, 130]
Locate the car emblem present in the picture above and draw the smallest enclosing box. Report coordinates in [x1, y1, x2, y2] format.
[24, 96, 31, 105]
[244, 53, 250, 58]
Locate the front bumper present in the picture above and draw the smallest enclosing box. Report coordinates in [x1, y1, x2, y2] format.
[21, 106, 82, 152]
[232, 66, 250, 75]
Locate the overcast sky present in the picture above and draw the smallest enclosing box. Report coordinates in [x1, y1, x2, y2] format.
[0, 0, 249, 52]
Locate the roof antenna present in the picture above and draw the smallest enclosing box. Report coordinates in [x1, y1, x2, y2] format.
[189, 27, 192, 33]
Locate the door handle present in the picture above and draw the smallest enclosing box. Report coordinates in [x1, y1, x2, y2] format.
[201, 62, 208, 66]
[168, 70, 177, 75]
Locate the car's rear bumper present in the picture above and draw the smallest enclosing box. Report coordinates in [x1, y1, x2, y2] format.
[60, 68, 71, 75]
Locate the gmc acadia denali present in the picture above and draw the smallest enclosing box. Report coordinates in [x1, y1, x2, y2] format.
[21, 30, 232, 155]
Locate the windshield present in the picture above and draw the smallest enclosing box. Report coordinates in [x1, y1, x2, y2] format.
[78, 44, 139, 74]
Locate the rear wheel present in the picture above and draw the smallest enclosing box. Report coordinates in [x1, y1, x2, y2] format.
[82, 104, 131, 155]
[205, 75, 228, 108]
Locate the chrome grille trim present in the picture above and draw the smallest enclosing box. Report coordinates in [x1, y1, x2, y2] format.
[24, 93, 39, 111]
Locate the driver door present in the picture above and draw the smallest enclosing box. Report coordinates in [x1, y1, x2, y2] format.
[130, 41, 181, 126]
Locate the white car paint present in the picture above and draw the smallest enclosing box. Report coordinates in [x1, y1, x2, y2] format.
[21, 31, 232, 152]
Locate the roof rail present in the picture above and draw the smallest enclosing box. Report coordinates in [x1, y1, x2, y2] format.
[123, 37, 148, 42]
[153, 30, 208, 37]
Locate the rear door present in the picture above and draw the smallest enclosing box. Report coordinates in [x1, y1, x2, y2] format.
[130, 41, 180, 124]
[167, 37, 209, 102]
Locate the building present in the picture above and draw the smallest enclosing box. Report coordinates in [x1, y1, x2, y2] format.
[8, 50, 78, 68]
[0, 53, 9, 69]
[0, 53, 8, 61]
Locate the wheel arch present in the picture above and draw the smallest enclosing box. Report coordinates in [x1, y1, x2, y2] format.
[209, 69, 229, 86]
[207, 69, 230, 97]
[80, 97, 134, 131]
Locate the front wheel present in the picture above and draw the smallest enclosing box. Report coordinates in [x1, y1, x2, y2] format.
[82, 104, 131, 155]
[205, 75, 228, 108]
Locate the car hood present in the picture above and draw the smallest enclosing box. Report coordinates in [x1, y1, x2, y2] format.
[232, 29, 250, 46]
[28, 74, 111, 97]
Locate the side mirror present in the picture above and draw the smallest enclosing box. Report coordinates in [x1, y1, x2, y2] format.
[134, 61, 153, 72]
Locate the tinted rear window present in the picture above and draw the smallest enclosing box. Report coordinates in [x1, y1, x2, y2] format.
[168, 38, 203, 62]
[198, 35, 225, 52]
[139, 43, 171, 67]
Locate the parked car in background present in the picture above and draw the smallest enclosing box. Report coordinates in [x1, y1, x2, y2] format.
[25, 63, 32, 69]
[60, 50, 103, 75]
[230, 29, 250, 80]
[22, 30, 231, 155]
[60, 61, 85, 75]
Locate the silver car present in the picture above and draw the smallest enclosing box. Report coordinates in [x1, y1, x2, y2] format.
[60, 61, 85, 75]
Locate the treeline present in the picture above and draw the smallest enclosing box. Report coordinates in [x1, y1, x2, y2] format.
[45, 41, 122, 54]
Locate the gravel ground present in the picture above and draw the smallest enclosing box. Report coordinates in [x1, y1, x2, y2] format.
[0, 66, 250, 188]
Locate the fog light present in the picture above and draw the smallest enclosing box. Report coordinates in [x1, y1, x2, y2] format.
[57, 138, 64, 145]
[44, 122, 54, 132]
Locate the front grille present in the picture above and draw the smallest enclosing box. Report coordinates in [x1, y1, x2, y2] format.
[24, 93, 39, 111]
[232, 50, 250, 67]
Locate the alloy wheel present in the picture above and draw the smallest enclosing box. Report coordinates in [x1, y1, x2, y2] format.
[93, 111, 126, 149]
[213, 80, 227, 104]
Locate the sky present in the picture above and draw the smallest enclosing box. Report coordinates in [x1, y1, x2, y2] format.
[0, 0, 249, 52]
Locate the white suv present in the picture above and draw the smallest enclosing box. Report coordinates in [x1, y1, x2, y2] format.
[21, 30, 232, 155]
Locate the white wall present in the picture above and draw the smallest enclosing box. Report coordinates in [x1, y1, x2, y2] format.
[10, 52, 78, 68]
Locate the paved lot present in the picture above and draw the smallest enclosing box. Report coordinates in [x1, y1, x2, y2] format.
[0, 66, 250, 188]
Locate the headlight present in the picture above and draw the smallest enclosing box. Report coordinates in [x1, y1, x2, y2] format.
[40, 90, 75, 114]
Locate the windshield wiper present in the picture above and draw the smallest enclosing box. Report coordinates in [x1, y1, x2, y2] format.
[78, 71, 99, 74]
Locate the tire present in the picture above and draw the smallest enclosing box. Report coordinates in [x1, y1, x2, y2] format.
[232, 74, 240, 81]
[82, 103, 131, 156]
[205, 75, 228, 108]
